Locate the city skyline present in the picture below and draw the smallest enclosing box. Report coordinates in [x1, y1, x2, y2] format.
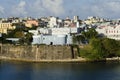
[0, 0, 120, 19]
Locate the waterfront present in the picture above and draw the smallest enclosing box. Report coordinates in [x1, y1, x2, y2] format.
[0, 61, 120, 80]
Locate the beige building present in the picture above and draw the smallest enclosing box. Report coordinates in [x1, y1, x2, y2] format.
[0, 23, 16, 34]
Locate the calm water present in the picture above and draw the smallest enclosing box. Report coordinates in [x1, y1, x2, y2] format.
[0, 61, 120, 80]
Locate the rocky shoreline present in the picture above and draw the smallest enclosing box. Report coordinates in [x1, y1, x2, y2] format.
[0, 56, 87, 63]
[0, 56, 120, 63]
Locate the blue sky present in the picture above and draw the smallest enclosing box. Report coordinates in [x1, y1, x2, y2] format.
[0, 0, 120, 19]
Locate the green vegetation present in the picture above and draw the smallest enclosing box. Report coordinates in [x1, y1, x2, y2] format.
[74, 28, 120, 61]
[0, 28, 33, 45]
[80, 38, 120, 60]
[73, 35, 85, 44]
[73, 28, 98, 44]
[82, 28, 98, 39]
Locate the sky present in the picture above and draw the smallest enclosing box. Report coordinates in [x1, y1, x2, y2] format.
[0, 0, 120, 19]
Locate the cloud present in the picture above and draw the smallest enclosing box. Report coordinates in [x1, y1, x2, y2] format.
[11, 1, 27, 17]
[1, 0, 120, 19]
[31, 0, 64, 17]
[80, 0, 120, 19]
[42, 0, 64, 15]
[0, 6, 4, 14]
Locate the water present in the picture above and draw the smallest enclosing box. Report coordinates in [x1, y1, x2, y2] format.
[0, 61, 120, 80]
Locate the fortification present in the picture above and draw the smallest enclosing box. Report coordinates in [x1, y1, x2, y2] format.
[0, 44, 78, 62]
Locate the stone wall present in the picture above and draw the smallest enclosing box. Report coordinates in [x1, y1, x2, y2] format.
[0, 44, 78, 61]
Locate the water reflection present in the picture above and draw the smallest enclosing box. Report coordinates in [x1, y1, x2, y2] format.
[0, 61, 120, 80]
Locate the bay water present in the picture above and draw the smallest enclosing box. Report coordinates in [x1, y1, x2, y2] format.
[0, 61, 120, 80]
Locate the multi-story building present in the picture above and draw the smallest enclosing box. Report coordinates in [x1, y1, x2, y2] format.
[84, 16, 101, 25]
[64, 17, 71, 27]
[25, 20, 39, 28]
[73, 16, 79, 22]
[96, 25, 120, 40]
[48, 17, 58, 28]
[0, 23, 16, 34]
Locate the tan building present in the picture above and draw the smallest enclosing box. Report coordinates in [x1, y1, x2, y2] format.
[0, 23, 16, 34]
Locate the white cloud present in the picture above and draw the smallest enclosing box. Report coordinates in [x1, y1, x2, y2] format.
[79, 0, 120, 18]
[42, 0, 64, 15]
[31, 0, 64, 17]
[0, 6, 4, 14]
[1, 0, 120, 19]
[11, 1, 27, 17]
[105, 2, 120, 12]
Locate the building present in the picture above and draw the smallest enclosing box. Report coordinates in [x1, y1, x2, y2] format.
[25, 20, 39, 28]
[37, 27, 79, 35]
[30, 27, 81, 45]
[84, 16, 101, 25]
[32, 34, 72, 45]
[0, 23, 16, 34]
[64, 17, 71, 27]
[96, 25, 120, 40]
[73, 16, 79, 22]
[48, 17, 58, 28]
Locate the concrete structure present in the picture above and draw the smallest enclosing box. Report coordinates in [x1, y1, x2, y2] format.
[32, 34, 72, 45]
[0, 44, 76, 61]
[29, 27, 80, 45]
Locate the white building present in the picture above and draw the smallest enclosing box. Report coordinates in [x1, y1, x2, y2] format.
[37, 27, 79, 35]
[48, 17, 57, 28]
[29, 27, 81, 45]
[64, 17, 71, 27]
[96, 25, 120, 40]
[73, 16, 79, 22]
[32, 34, 72, 45]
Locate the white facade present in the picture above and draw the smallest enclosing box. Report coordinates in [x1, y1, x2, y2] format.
[30, 27, 81, 45]
[29, 30, 39, 35]
[37, 27, 78, 35]
[73, 16, 79, 22]
[48, 17, 57, 28]
[96, 25, 120, 40]
[32, 34, 72, 45]
[105, 25, 120, 40]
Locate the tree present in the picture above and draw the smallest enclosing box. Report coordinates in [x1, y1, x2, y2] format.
[89, 38, 106, 60]
[14, 31, 25, 38]
[24, 32, 33, 45]
[82, 28, 98, 39]
[0, 34, 7, 43]
[102, 38, 119, 57]
[73, 35, 85, 44]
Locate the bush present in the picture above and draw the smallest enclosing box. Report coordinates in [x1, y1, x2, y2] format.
[80, 38, 120, 60]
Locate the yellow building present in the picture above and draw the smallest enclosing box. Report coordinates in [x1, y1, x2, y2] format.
[84, 16, 100, 25]
[0, 23, 16, 34]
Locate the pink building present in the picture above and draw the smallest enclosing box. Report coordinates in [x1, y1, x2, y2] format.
[25, 20, 39, 28]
